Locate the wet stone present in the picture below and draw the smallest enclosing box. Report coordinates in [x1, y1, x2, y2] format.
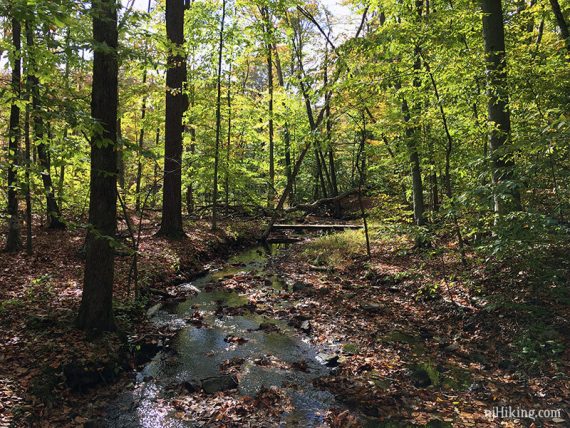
[292, 281, 311, 292]
[317, 353, 339, 367]
[300, 320, 311, 333]
[360, 302, 383, 313]
[201, 375, 238, 394]
[257, 322, 280, 333]
[182, 381, 199, 393]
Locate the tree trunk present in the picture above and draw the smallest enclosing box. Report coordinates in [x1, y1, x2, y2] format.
[116, 118, 125, 189]
[159, 0, 186, 237]
[262, 7, 275, 210]
[24, 85, 33, 255]
[186, 76, 196, 215]
[481, 0, 522, 214]
[135, 0, 152, 213]
[397, 2, 425, 227]
[135, 71, 147, 212]
[549, 0, 570, 52]
[324, 45, 340, 217]
[224, 62, 232, 214]
[5, 17, 22, 252]
[77, 0, 119, 332]
[273, 43, 294, 206]
[26, 20, 65, 229]
[211, 0, 226, 230]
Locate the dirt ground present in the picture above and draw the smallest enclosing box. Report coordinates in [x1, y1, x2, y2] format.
[0, 217, 568, 427]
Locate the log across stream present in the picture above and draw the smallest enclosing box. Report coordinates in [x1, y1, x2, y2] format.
[105, 244, 343, 427]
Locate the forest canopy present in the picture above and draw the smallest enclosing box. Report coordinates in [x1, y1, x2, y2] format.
[1, 0, 569, 328]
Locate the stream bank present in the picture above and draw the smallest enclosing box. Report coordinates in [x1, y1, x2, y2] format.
[0, 218, 264, 426]
[105, 245, 346, 427]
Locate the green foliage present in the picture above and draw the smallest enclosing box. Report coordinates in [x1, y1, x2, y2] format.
[25, 274, 55, 305]
[514, 324, 565, 370]
[302, 230, 366, 266]
[0, 298, 26, 317]
[477, 212, 570, 278]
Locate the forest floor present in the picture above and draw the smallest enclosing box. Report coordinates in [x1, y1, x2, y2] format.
[0, 215, 569, 427]
[0, 213, 261, 427]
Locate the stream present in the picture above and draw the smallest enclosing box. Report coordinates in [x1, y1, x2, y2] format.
[105, 244, 341, 427]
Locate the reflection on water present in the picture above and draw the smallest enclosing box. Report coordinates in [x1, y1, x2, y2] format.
[105, 245, 338, 427]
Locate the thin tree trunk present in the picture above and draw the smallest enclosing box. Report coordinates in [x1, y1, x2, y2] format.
[273, 43, 293, 206]
[135, 71, 147, 212]
[481, 0, 522, 214]
[26, 22, 65, 229]
[409, 1, 426, 226]
[358, 123, 371, 258]
[261, 6, 275, 209]
[58, 29, 71, 209]
[58, 138, 65, 208]
[401, 92, 425, 226]
[549, 0, 570, 52]
[24, 88, 33, 255]
[116, 118, 125, 189]
[224, 62, 232, 214]
[135, 0, 152, 213]
[186, 79, 196, 215]
[424, 59, 453, 198]
[324, 45, 340, 217]
[77, 0, 119, 332]
[212, 0, 226, 230]
[5, 17, 22, 252]
[159, 0, 186, 237]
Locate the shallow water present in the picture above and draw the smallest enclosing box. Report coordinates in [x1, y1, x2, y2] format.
[105, 245, 338, 427]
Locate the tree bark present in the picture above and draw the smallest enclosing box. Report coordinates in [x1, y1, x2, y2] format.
[263, 7, 275, 210]
[324, 44, 340, 217]
[5, 17, 22, 252]
[26, 20, 65, 229]
[211, 0, 226, 230]
[135, 70, 147, 212]
[481, 0, 522, 214]
[135, 0, 152, 213]
[77, 0, 119, 332]
[24, 83, 33, 254]
[116, 118, 125, 189]
[549, 0, 570, 52]
[158, 0, 186, 237]
[273, 42, 293, 205]
[224, 62, 232, 213]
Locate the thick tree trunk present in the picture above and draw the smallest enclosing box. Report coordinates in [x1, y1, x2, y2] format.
[481, 0, 522, 214]
[5, 17, 22, 252]
[77, 0, 119, 333]
[159, 0, 186, 237]
[549, 0, 570, 52]
[211, 0, 226, 230]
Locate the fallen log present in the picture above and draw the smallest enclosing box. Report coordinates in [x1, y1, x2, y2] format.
[284, 189, 359, 213]
[271, 224, 362, 231]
